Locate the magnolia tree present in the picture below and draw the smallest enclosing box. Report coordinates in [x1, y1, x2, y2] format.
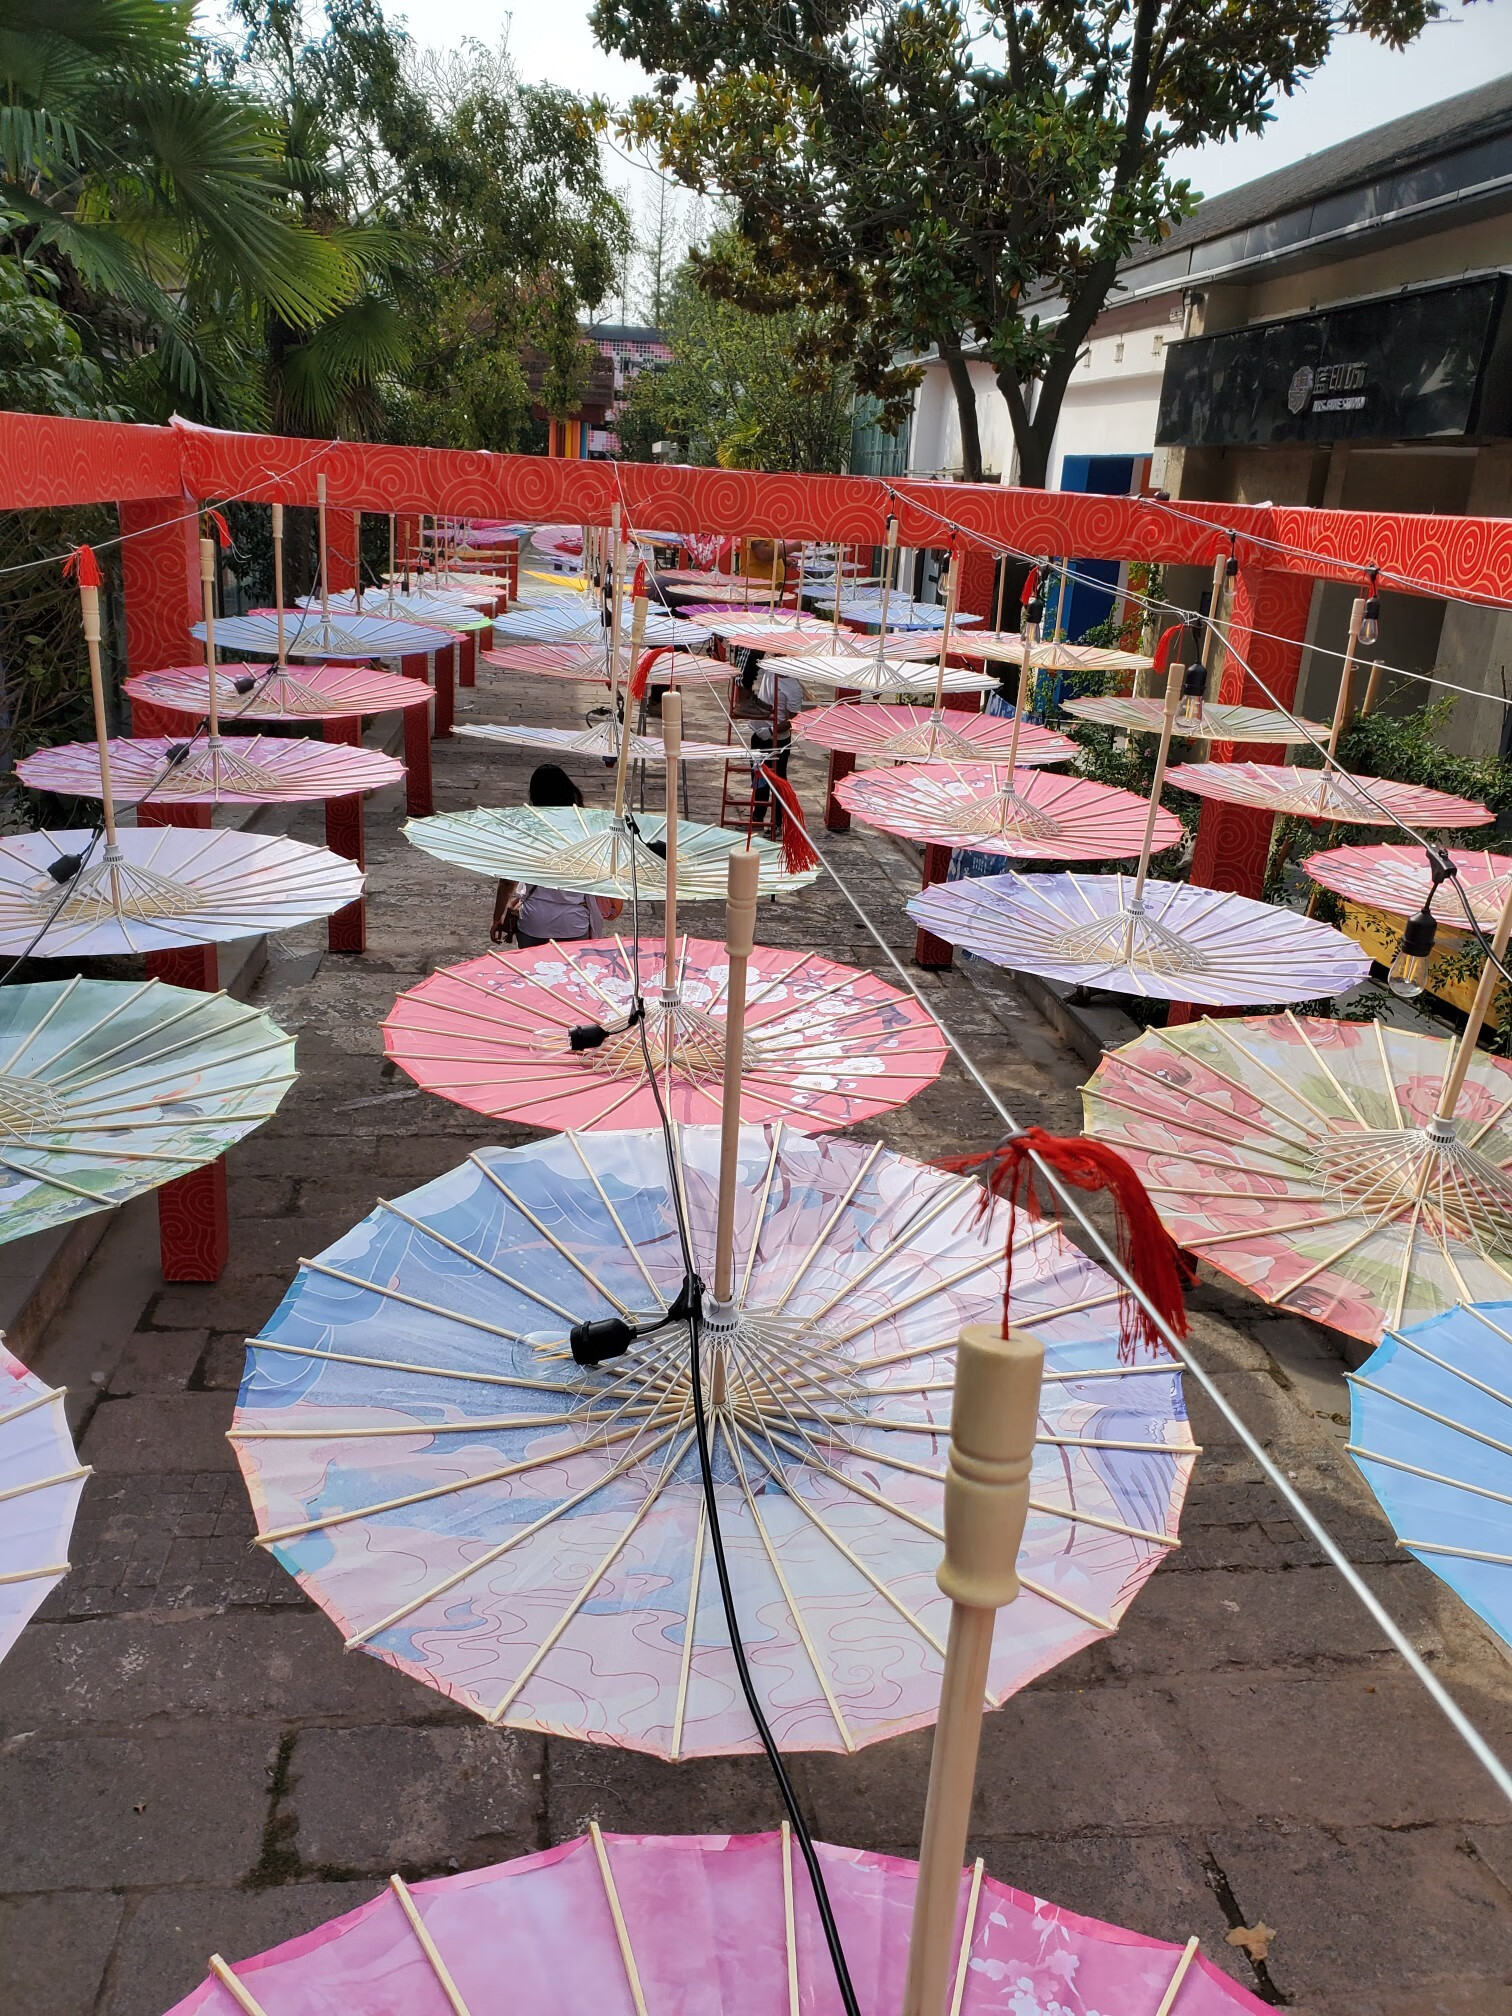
[593, 0, 1441, 484]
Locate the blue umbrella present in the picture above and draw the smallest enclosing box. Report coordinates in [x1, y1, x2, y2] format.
[1348, 1299, 1512, 1650]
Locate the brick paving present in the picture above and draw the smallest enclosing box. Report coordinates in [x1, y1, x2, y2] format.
[1, 661, 1509, 2015]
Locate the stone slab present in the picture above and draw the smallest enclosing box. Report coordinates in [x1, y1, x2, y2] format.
[80, 1393, 238, 1474]
[105, 1881, 382, 2016]
[0, 1892, 125, 2016]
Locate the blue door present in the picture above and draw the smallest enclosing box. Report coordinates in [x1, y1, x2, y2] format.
[1053, 455, 1138, 640]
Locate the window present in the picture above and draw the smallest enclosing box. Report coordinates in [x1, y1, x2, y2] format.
[1114, 338, 1125, 364]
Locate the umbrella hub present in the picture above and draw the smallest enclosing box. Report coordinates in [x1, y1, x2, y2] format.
[544, 823, 670, 892]
[1283, 771, 1382, 820]
[30, 850, 211, 925]
[0, 1072, 64, 1142]
[870, 716, 982, 761]
[554, 1000, 770, 1085]
[157, 738, 285, 796]
[932, 783, 1061, 844]
[1311, 1120, 1512, 1252]
[1044, 899, 1214, 976]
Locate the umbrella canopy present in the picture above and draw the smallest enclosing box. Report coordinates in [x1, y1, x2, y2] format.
[1082, 1013, 1512, 1343]
[16, 734, 403, 806]
[229, 1123, 1193, 1753]
[382, 936, 946, 1133]
[0, 826, 365, 958]
[0, 977, 296, 1243]
[1, 1340, 88, 1666]
[783, 656, 997, 698]
[456, 722, 736, 765]
[809, 593, 981, 631]
[1164, 761, 1493, 829]
[945, 633, 1154, 674]
[837, 763, 1183, 860]
[1348, 1298, 1512, 1650]
[1304, 843, 1512, 932]
[161, 1828, 1265, 2016]
[403, 808, 816, 900]
[389, 571, 509, 599]
[307, 589, 492, 633]
[530, 524, 584, 559]
[1063, 695, 1331, 744]
[909, 871, 1372, 1005]
[124, 662, 431, 723]
[480, 643, 722, 684]
[490, 601, 706, 650]
[794, 702, 1074, 767]
[195, 609, 454, 661]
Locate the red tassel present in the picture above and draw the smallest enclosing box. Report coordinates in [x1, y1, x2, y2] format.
[207, 508, 233, 549]
[628, 645, 671, 704]
[941, 1127, 1192, 1360]
[1019, 566, 1040, 608]
[63, 544, 102, 589]
[632, 560, 648, 600]
[760, 768, 819, 873]
[1151, 622, 1185, 676]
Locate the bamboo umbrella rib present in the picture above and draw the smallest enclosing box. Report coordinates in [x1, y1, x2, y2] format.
[1278, 1010, 1371, 1127]
[588, 1825, 651, 2016]
[1345, 1372, 1512, 1461]
[0, 1465, 90, 1506]
[0, 971, 88, 1071]
[1042, 1360, 1186, 1380]
[1210, 1025, 1348, 1132]
[255, 1423, 643, 1543]
[243, 1335, 578, 1394]
[1465, 1085, 1512, 1150]
[468, 1157, 636, 1316]
[738, 1123, 786, 1304]
[207, 1956, 269, 2016]
[732, 1420, 949, 1660]
[949, 1861, 986, 2016]
[791, 1176, 978, 1329]
[1278, 1217, 1395, 1297]
[0, 1386, 66, 1431]
[297, 1256, 541, 1344]
[1153, 1938, 1202, 2016]
[375, 1199, 584, 1323]
[1177, 1210, 1366, 1249]
[388, 1875, 475, 2016]
[769, 1141, 887, 1313]
[566, 1131, 667, 1301]
[1108, 1054, 1314, 1146]
[0, 1152, 115, 1201]
[668, 1496, 706, 1762]
[345, 1427, 678, 1649]
[1390, 1201, 1426, 1332]
[1086, 1088, 1310, 1167]
[1346, 1443, 1512, 1509]
[1464, 1304, 1512, 1350]
[48, 1004, 268, 1087]
[1402, 1537, 1512, 1565]
[0, 1562, 69, 1585]
[231, 1411, 616, 1442]
[721, 1419, 857, 1749]
[781, 1823, 801, 2016]
[487, 1428, 693, 1724]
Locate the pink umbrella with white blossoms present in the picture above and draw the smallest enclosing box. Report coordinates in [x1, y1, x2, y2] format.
[794, 703, 1074, 767]
[1165, 760, 1493, 829]
[1304, 842, 1512, 932]
[836, 763, 1180, 859]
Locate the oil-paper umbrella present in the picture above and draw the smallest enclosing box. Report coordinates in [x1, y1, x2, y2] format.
[1064, 695, 1331, 744]
[457, 720, 739, 764]
[1165, 760, 1493, 830]
[491, 599, 705, 650]
[1, 1340, 88, 1666]
[228, 1120, 1193, 1752]
[1304, 843, 1512, 933]
[383, 935, 947, 1133]
[0, 825, 364, 958]
[785, 655, 997, 698]
[837, 763, 1179, 860]
[0, 977, 295, 1245]
[125, 660, 432, 724]
[1347, 1298, 1512, 1650]
[948, 633, 1155, 675]
[795, 702, 1075, 765]
[911, 871, 1371, 1005]
[1082, 934, 1512, 1343]
[160, 1829, 1265, 2016]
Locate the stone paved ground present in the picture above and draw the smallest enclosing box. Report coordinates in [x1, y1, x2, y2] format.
[1, 660, 1509, 2016]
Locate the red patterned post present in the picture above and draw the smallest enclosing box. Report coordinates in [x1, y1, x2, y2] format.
[328, 508, 359, 594]
[323, 717, 367, 953]
[914, 843, 956, 969]
[433, 642, 455, 737]
[1167, 566, 1315, 1026]
[119, 500, 199, 674]
[398, 655, 433, 813]
[145, 914, 229, 1283]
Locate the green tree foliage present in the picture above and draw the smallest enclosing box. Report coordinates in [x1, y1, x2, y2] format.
[593, 0, 1440, 484]
[617, 247, 854, 472]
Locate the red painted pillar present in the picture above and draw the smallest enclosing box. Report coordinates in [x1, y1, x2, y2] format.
[1168, 566, 1314, 1027]
[322, 718, 367, 953]
[433, 643, 455, 738]
[398, 657, 433, 814]
[458, 629, 476, 688]
[328, 509, 360, 595]
[119, 499, 200, 674]
[914, 842, 956, 969]
[140, 803, 229, 1282]
[825, 750, 856, 832]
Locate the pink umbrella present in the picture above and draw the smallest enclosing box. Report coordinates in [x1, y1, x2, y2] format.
[530, 524, 585, 559]
[161, 1829, 1265, 2016]
[794, 702, 1075, 767]
[836, 763, 1184, 859]
[383, 934, 947, 1133]
[1304, 842, 1512, 930]
[948, 632, 1155, 674]
[1165, 761, 1493, 829]
[17, 735, 402, 805]
[124, 661, 431, 724]
[480, 643, 728, 686]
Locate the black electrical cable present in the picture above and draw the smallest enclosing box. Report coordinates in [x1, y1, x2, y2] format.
[616, 801, 862, 2016]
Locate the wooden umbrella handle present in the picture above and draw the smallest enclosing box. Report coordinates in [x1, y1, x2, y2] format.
[712, 847, 761, 1309]
[902, 1321, 1044, 2016]
[661, 691, 682, 986]
[78, 573, 118, 847]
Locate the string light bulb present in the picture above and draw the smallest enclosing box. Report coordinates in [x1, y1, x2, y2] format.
[1177, 660, 1207, 728]
[1387, 904, 1437, 999]
[1358, 568, 1381, 648]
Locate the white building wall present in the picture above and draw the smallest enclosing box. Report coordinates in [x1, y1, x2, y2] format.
[907, 359, 1013, 480]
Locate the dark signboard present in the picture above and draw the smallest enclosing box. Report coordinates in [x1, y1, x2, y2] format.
[1156, 273, 1512, 447]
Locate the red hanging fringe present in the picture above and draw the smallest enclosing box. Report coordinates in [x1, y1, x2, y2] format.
[1151, 622, 1185, 676]
[941, 1127, 1192, 1361]
[206, 508, 233, 549]
[628, 645, 671, 704]
[759, 768, 819, 873]
[632, 560, 648, 600]
[1019, 566, 1040, 608]
[63, 544, 102, 589]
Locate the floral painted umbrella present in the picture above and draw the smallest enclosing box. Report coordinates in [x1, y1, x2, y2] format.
[16, 734, 402, 807]
[480, 642, 727, 685]
[124, 661, 430, 724]
[490, 599, 706, 650]
[947, 633, 1154, 674]
[1, 1340, 89, 1666]
[160, 1829, 1264, 2016]
[0, 977, 296, 1245]
[228, 1121, 1193, 1754]
[784, 656, 997, 698]
[836, 762, 1182, 860]
[1064, 695, 1331, 744]
[456, 721, 736, 764]
[1082, 1009, 1512, 1343]
[1304, 843, 1512, 933]
[910, 870, 1371, 1006]
[1164, 760, 1492, 830]
[383, 935, 947, 1133]
[198, 607, 453, 662]
[794, 702, 1074, 767]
